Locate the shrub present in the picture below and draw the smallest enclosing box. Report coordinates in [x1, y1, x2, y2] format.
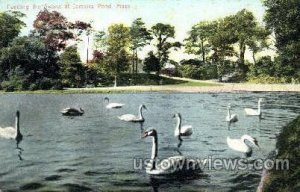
[0, 67, 29, 92]
[180, 65, 201, 79]
[247, 74, 289, 84]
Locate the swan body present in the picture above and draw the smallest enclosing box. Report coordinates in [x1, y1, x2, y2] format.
[104, 97, 124, 109]
[226, 104, 238, 123]
[174, 113, 193, 137]
[227, 135, 259, 156]
[61, 107, 84, 116]
[244, 98, 263, 116]
[0, 111, 22, 141]
[143, 129, 202, 176]
[118, 104, 146, 122]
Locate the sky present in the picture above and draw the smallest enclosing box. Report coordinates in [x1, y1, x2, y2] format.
[0, 0, 269, 63]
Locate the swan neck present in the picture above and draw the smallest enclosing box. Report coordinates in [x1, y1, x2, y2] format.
[258, 101, 261, 114]
[175, 116, 181, 136]
[139, 106, 144, 120]
[16, 115, 20, 134]
[228, 108, 231, 117]
[151, 135, 158, 160]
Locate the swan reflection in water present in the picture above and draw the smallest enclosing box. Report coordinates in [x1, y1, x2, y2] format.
[0, 111, 24, 160]
[149, 169, 209, 192]
[16, 138, 24, 161]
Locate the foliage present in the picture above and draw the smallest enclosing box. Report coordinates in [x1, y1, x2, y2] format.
[262, 116, 300, 192]
[180, 65, 202, 79]
[32, 9, 91, 51]
[0, 36, 59, 87]
[247, 56, 300, 83]
[264, 0, 300, 81]
[1, 66, 29, 91]
[226, 9, 270, 74]
[247, 74, 290, 84]
[130, 18, 152, 73]
[58, 46, 86, 87]
[151, 23, 181, 73]
[106, 24, 130, 75]
[0, 11, 26, 49]
[248, 56, 275, 77]
[180, 59, 203, 66]
[143, 51, 160, 74]
[184, 21, 213, 63]
[93, 31, 107, 51]
[184, 9, 270, 80]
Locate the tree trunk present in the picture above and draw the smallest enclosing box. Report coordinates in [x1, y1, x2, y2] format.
[201, 39, 205, 63]
[252, 51, 256, 65]
[135, 50, 138, 73]
[132, 50, 135, 74]
[239, 42, 247, 74]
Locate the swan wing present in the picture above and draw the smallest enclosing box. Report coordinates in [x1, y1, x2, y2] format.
[61, 107, 71, 113]
[0, 127, 17, 139]
[146, 156, 188, 175]
[106, 103, 124, 109]
[226, 115, 231, 122]
[244, 108, 259, 116]
[230, 114, 238, 122]
[227, 137, 248, 153]
[180, 125, 193, 136]
[67, 108, 80, 113]
[118, 114, 137, 121]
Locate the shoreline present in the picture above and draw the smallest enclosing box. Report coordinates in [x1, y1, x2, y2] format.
[0, 83, 300, 94]
[257, 115, 300, 191]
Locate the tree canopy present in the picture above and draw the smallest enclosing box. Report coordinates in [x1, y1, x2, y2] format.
[32, 9, 91, 51]
[264, 0, 300, 79]
[0, 11, 26, 49]
[151, 23, 181, 74]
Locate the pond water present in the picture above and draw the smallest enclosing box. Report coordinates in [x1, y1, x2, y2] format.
[0, 92, 299, 191]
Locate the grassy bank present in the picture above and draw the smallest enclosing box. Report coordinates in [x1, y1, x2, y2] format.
[261, 116, 300, 191]
[0, 74, 220, 94]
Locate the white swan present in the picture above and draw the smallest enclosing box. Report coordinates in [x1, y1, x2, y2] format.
[226, 104, 238, 123]
[118, 104, 146, 122]
[0, 111, 22, 141]
[61, 107, 84, 116]
[173, 113, 193, 137]
[104, 97, 124, 109]
[227, 135, 259, 156]
[142, 129, 202, 175]
[244, 98, 263, 116]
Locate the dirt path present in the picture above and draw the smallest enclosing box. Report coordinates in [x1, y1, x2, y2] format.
[67, 83, 300, 93]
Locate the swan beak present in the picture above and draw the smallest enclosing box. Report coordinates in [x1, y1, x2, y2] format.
[254, 140, 260, 149]
[141, 132, 148, 138]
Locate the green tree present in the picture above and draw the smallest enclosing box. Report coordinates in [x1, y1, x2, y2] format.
[143, 51, 160, 74]
[1, 66, 29, 91]
[184, 21, 213, 63]
[130, 18, 152, 73]
[208, 20, 236, 81]
[59, 46, 86, 87]
[227, 9, 269, 75]
[151, 23, 181, 74]
[264, 0, 300, 80]
[0, 11, 25, 49]
[106, 24, 130, 76]
[247, 27, 270, 65]
[0, 36, 59, 83]
[93, 31, 107, 51]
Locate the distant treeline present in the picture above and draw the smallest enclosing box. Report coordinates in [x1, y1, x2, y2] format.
[0, 0, 299, 91]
